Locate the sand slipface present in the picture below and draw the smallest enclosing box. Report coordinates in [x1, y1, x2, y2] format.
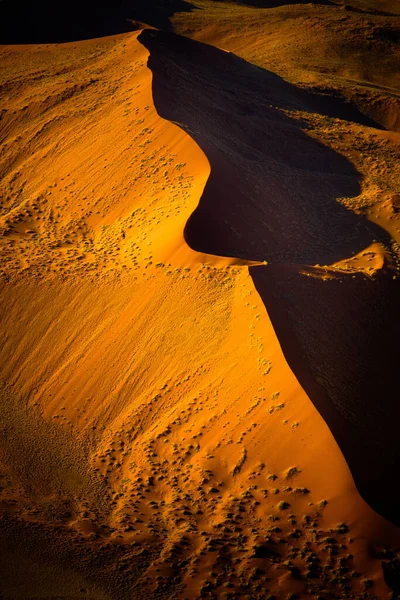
[0, 2, 400, 598]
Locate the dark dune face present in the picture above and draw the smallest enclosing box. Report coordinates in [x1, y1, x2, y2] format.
[0, 0, 126, 43]
[0, 0, 123, 43]
[0, 0, 196, 43]
[140, 28, 400, 525]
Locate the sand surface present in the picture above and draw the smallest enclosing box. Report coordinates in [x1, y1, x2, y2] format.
[1, 2, 400, 598]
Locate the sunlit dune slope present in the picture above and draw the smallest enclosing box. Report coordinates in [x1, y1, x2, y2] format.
[0, 24, 400, 600]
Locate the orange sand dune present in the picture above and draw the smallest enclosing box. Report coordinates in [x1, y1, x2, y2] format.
[140, 27, 400, 526]
[0, 22, 400, 600]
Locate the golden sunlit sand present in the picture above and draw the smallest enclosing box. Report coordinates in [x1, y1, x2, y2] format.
[0, 1, 400, 598]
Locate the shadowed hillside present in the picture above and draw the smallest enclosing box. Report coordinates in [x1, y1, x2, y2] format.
[0, 0, 196, 43]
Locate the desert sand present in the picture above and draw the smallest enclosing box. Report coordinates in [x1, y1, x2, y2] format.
[0, 1, 400, 598]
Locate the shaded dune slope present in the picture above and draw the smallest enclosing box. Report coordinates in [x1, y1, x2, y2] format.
[140, 29, 400, 525]
[0, 0, 197, 43]
[0, 0, 130, 43]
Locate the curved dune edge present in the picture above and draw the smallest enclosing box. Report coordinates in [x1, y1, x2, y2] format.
[137, 28, 400, 591]
[0, 29, 399, 598]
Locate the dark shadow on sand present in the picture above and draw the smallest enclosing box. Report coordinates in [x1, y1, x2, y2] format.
[0, 0, 196, 44]
[140, 28, 400, 527]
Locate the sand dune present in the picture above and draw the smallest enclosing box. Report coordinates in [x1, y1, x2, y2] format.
[1, 2, 400, 598]
[139, 27, 400, 527]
